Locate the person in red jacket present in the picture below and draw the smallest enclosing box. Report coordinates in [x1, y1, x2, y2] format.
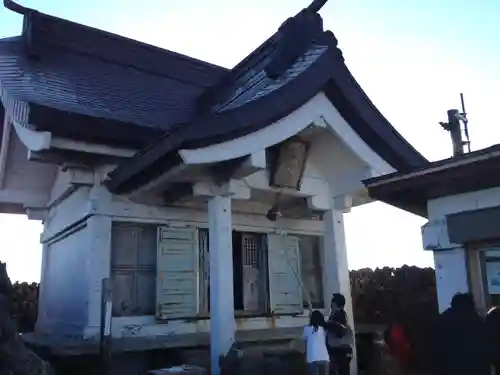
[385, 323, 411, 369]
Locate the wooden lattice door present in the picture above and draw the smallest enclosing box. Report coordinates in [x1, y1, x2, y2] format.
[242, 233, 261, 311]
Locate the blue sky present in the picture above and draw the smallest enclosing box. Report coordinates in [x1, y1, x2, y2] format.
[0, 0, 499, 282]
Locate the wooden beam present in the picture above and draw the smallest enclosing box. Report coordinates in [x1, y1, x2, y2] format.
[209, 157, 246, 185]
[126, 164, 189, 201]
[51, 137, 136, 158]
[0, 189, 48, 208]
[232, 151, 267, 179]
[11, 120, 51, 152]
[193, 180, 251, 200]
[162, 183, 193, 205]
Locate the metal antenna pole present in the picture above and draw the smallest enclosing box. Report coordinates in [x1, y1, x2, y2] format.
[439, 92, 473, 156]
[460, 93, 472, 152]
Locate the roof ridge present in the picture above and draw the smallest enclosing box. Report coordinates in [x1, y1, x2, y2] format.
[35, 11, 226, 71]
[22, 11, 228, 87]
[211, 0, 330, 87]
[197, 34, 277, 111]
[3, 0, 225, 73]
[198, 4, 329, 111]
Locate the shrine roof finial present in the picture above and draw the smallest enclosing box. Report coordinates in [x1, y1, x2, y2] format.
[306, 0, 328, 13]
[3, 0, 30, 15]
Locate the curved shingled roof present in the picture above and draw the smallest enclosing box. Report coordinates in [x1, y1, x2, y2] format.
[0, 1, 429, 195]
[106, 4, 429, 194]
[0, 9, 226, 148]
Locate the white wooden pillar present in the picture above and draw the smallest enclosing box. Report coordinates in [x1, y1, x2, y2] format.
[208, 195, 235, 375]
[323, 208, 357, 375]
[433, 248, 469, 312]
[86, 214, 113, 332]
[421, 219, 470, 313]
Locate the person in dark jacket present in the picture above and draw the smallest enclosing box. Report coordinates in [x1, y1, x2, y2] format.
[432, 292, 490, 375]
[486, 306, 500, 375]
[325, 293, 353, 375]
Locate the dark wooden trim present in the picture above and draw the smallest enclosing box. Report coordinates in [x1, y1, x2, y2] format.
[0, 104, 4, 142]
[104, 152, 183, 195]
[162, 183, 193, 205]
[209, 157, 246, 185]
[447, 206, 500, 244]
[366, 144, 500, 188]
[366, 152, 500, 218]
[324, 71, 427, 172]
[29, 103, 162, 149]
[107, 39, 428, 194]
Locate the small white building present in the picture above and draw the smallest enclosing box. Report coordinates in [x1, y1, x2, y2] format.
[0, 0, 428, 374]
[366, 144, 500, 316]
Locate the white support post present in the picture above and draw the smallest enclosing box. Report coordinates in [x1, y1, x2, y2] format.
[421, 219, 470, 312]
[208, 195, 235, 375]
[86, 186, 113, 334]
[433, 248, 469, 312]
[323, 208, 357, 375]
[86, 214, 113, 332]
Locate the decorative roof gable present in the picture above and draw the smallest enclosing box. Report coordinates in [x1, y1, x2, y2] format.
[104, 0, 429, 194]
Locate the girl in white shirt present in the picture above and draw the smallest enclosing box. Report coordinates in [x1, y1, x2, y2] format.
[303, 310, 330, 375]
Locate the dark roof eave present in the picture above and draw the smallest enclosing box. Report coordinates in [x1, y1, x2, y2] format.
[105, 43, 343, 194]
[104, 150, 184, 195]
[364, 151, 500, 219]
[367, 186, 428, 218]
[363, 146, 500, 197]
[28, 103, 163, 149]
[107, 39, 430, 195]
[0, 17, 226, 141]
[323, 66, 428, 171]
[0, 103, 4, 142]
